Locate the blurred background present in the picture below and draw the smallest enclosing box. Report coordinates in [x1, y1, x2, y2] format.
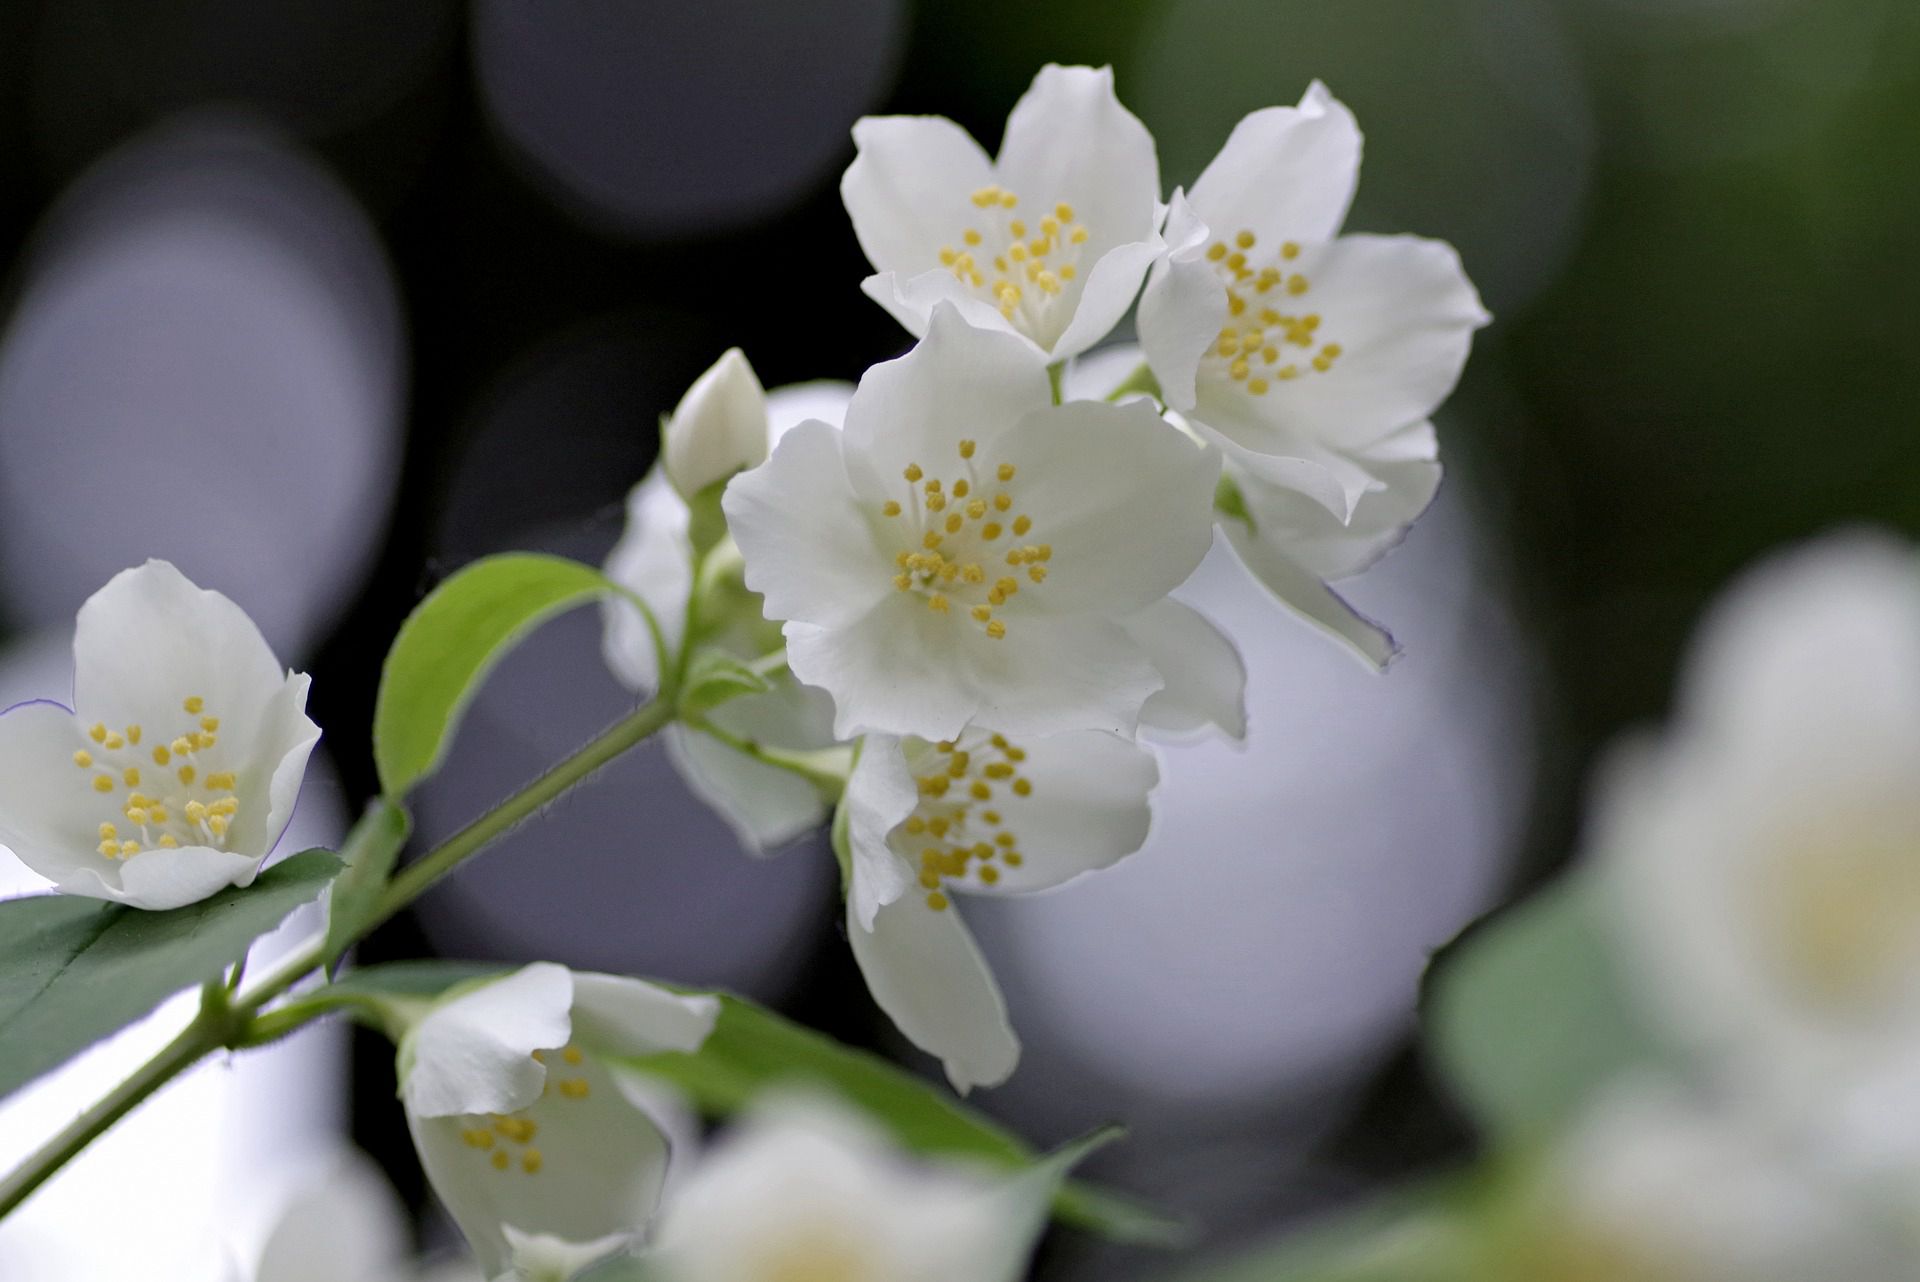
[0, 0, 1915, 1276]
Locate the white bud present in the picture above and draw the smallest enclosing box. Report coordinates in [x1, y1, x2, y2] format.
[663, 348, 768, 500]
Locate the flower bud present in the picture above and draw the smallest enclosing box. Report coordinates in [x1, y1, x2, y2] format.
[663, 348, 768, 500]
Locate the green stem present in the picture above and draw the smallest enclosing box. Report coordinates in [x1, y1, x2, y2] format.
[368, 697, 678, 933]
[683, 716, 852, 795]
[1047, 361, 1065, 405]
[1103, 360, 1162, 405]
[0, 985, 236, 1220]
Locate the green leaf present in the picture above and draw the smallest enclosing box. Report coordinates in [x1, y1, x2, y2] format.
[624, 993, 1184, 1245]
[1424, 872, 1662, 1141]
[335, 963, 1182, 1245]
[374, 553, 615, 800]
[321, 799, 411, 965]
[0, 850, 341, 1101]
[677, 648, 771, 717]
[1167, 1178, 1481, 1282]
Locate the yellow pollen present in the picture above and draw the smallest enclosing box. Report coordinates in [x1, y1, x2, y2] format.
[1069, 226, 1088, 243]
[952, 478, 969, 498]
[1206, 243, 1227, 261]
[995, 576, 1019, 595]
[1236, 229, 1256, 249]
[903, 463, 923, 482]
[207, 815, 228, 838]
[985, 763, 1014, 779]
[1009, 219, 1026, 238]
[1060, 264, 1076, 280]
[925, 493, 946, 512]
[962, 564, 985, 583]
[1012, 778, 1033, 797]
[125, 725, 141, 745]
[1006, 746, 1026, 761]
[122, 767, 140, 787]
[992, 493, 1011, 512]
[183, 697, 204, 715]
[125, 807, 149, 825]
[927, 594, 950, 614]
[1248, 378, 1270, 395]
[560, 1078, 591, 1098]
[966, 498, 987, 519]
[171, 737, 192, 756]
[905, 816, 926, 834]
[1055, 202, 1074, 221]
[944, 512, 963, 533]
[1282, 241, 1301, 259]
[521, 1150, 544, 1175]
[205, 772, 236, 790]
[1226, 252, 1246, 271]
[185, 801, 207, 822]
[986, 620, 1007, 639]
[93, 775, 114, 793]
[882, 500, 901, 517]
[104, 733, 124, 750]
[158, 834, 178, 848]
[926, 891, 950, 911]
[922, 531, 942, 550]
[979, 866, 1000, 885]
[98, 822, 116, 840]
[120, 840, 140, 857]
[893, 573, 912, 591]
[1028, 566, 1048, 583]
[73, 750, 92, 768]
[151, 746, 171, 765]
[971, 605, 993, 622]
[958, 439, 976, 459]
[1288, 275, 1309, 295]
[88, 723, 106, 744]
[463, 1129, 495, 1149]
[963, 229, 982, 246]
[982, 522, 1002, 540]
[178, 765, 196, 785]
[1011, 515, 1032, 536]
[1006, 852, 1024, 866]
[491, 1151, 510, 1171]
[997, 463, 1015, 482]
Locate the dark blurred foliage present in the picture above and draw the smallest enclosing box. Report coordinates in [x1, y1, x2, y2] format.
[1, 0, 1916, 1272]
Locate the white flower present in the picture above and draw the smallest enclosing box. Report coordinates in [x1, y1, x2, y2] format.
[841, 724, 1158, 1091]
[1592, 532, 1920, 1164]
[723, 305, 1220, 742]
[0, 559, 319, 910]
[661, 348, 768, 502]
[1217, 420, 1441, 669]
[1496, 1081, 1912, 1282]
[842, 64, 1162, 362]
[650, 1093, 1049, 1282]
[603, 382, 850, 851]
[399, 963, 719, 1279]
[1137, 82, 1487, 524]
[492, 1228, 632, 1282]
[254, 1150, 415, 1282]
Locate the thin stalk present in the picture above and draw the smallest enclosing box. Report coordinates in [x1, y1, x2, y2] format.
[0, 985, 233, 1219]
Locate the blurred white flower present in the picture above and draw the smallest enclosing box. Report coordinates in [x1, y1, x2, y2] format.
[1594, 532, 1920, 1165]
[650, 1093, 1049, 1282]
[1497, 1080, 1912, 1282]
[661, 348, 769, 502]
[399, 964, 718, 1279]
[841, 726, 1157, 1091]
[724, 305, 1219, 742]
[253, 1150, 418, 1282]
[1137, 82, 1486, 529]
[843, 64, 1162, 362]
[0, 560, 319, 910]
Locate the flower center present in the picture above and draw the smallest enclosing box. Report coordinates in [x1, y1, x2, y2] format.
[882, 439, 1051, 641]
[70, 695, 242, 860]
[753, 1232, 880, 1282]
[1197, 229, 1344, 397]
[1764, 806, 1920, 1013]
[456, 1044, 595, 1178]
[899, 732, 1034, 911]
[937, 185, 1090, 340]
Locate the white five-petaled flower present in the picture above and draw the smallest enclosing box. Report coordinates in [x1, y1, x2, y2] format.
[0, 560, 319, 910]
[723, 305, 1220, 743]
[843, 64, 1162, 363]
[650, 1093, 1053, 1282]
[603, 373, 849, 852]
[661, 347, 769, 502]
[1591, 533, 1920, 1168]
[841, 724, 1158, 1091]
[399, 964, 719, 1280]
[1137, 81, 1487, 533]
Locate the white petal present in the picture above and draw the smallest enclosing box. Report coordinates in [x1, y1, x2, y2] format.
[567, 972, 718, 1059]
[995, 65, 1159, 270]
[839, 304, 1053, 499]
[1048, 236, 1162, 363]
[958, 614, 1162, 739]
[0, 698, 118, 888]
[410, 1051, 670, 1279]
[1230, 422, 1441, 583]
[860, 269, 1038, 355]
[662, 348, 769, 500]
[967, 614, 1159, 736]
[666, 683, 837, 854]
[784, 597, 980, 742]
[1223, 519, 1398, 670]
[71, 560, 289, 753]
[1137, 189, 1230, 412]
[846, 892, 1018, 1093]
[843, 115, 997, 278]
[964, 729, 1157, 894]
[403, 963, 575, 1120]
[1187, 81, 1363, 247]
[239, 671, 322, 856]
[993, 398, 1219, 614]
[1193, 234, 1488, 464]
[842, 732, 924, 930]
[114, 843, 261, 910]
[601, 468, 691, 694]
[766, 380, 854, 444]
[1125, 597, 1248, 740]
[724, 420, 892, 629]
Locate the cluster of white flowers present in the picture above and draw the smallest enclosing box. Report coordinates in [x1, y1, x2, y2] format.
[606, 64, 1484, 1090]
